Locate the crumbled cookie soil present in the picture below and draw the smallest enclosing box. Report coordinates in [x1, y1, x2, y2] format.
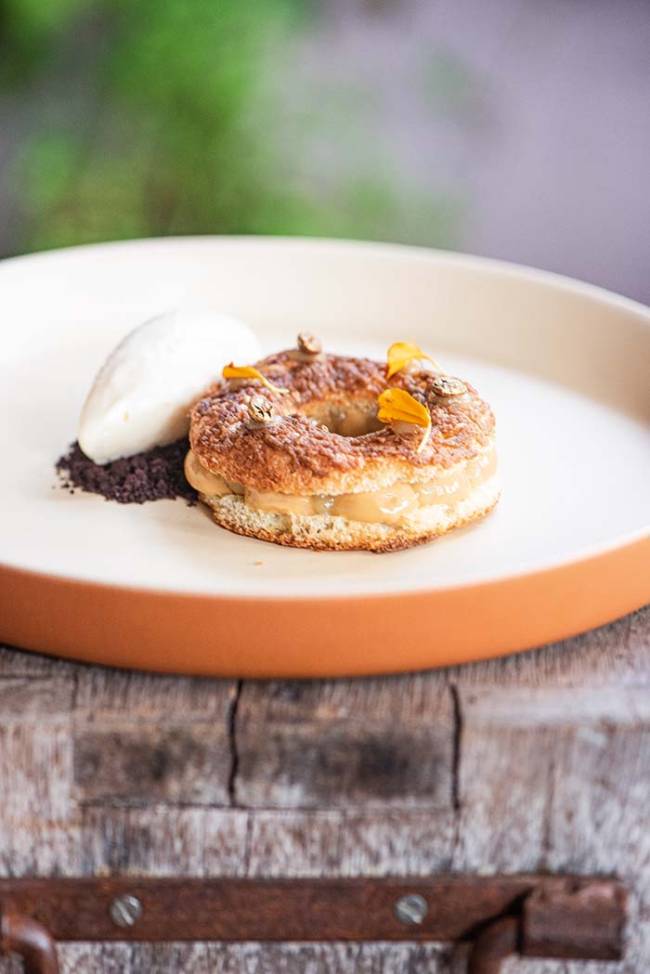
[56, 439, 197, 505]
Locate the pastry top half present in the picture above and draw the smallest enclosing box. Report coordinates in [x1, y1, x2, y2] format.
[189, 349, 496, 497]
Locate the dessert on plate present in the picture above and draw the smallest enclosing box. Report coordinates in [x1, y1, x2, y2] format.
[185, 335, 499, 551]
[60, 310, 498, 552]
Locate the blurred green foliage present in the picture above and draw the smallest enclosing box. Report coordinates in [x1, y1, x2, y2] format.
[1, 0, 458, 252]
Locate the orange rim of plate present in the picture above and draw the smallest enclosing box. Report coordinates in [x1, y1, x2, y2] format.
[0, 534, 648, 677]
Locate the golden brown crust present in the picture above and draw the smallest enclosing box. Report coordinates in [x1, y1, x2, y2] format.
[189, 351, 496, 495]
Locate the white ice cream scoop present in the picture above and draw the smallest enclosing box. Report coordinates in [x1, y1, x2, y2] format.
[78, 308, 261, 464]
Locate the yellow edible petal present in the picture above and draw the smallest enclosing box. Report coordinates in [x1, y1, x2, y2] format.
[222, 363, 287, 393]
[377, 388, 429, 427]
[377, 388, 432, 453]
[386, 341, 440, 379]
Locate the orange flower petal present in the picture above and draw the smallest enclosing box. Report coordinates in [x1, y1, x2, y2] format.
[377, 388, 432, 453]
[222, 363, 288, 393]
[377, 388, 429, 427]
[378, 409, 423, 424]
[386, 341, 441, 379]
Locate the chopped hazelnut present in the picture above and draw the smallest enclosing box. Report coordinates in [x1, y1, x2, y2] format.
[429, 375, 467, 397]
[297, 332, 322, 356]
[247, 395, 275, 424]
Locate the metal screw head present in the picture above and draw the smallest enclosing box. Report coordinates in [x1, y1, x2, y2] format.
[109, 894, 143, 928]
[297, 332, 322, 356]
[395, 893, 428, 925]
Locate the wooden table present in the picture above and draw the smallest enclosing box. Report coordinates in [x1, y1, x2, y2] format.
[0, 607, 648, 972]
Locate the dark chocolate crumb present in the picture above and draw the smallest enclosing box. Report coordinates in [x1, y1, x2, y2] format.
[55, 439, 197, 505]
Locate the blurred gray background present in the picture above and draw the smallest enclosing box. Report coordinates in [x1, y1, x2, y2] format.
[1, 0, 648, 301]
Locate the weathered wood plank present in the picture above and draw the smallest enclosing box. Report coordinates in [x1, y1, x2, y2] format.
[453, 677, 650, 973]
[546, 704, 650, 973]
[74, 669, 237, 721]
[246, 809, 454, 877]
[0, 821, 83, 877]
[235, 677, 454, 810]
[0, 700, 77, 877]
[0, 721, 73, 834]
[44, 942, 452, 974]
[0, 644, 76, 679]
[447, 606, 650, 690]
[58, 944, 133, 974]
[72, 668, 237, 807]
[1, 606, 649, 971]
[80, 807, 248, 876]
[1, 933, 453, 972]
[246, 810, 343, 876]
[454, 683, 650, 870]
[73, 722, 232, 806]
[338, 811, 455, 877]
[0, 676, 74, 718]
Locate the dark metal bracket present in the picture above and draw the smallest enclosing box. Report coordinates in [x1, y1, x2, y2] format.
[0, 875, 626, 974]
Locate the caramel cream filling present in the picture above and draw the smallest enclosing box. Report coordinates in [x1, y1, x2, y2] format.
[184, 450, 243, 497]
[185, 448, 497, 526]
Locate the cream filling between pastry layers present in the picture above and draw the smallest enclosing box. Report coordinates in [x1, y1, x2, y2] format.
[185, 447, 497, 526]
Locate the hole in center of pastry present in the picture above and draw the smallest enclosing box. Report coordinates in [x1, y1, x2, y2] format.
[301, 398, 383, 437]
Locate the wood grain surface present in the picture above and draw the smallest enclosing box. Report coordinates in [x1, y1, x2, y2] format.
[0, 605, 649, 972]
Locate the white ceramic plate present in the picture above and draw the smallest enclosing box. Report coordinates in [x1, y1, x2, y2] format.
[0, 237, 648, 675]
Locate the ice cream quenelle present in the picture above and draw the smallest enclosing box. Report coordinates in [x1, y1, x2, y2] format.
[78, 309, 261, 464]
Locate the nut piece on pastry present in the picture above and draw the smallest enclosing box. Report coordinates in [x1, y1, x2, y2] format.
[297, 332, 323, 357]
[247, 395, 276, 426]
